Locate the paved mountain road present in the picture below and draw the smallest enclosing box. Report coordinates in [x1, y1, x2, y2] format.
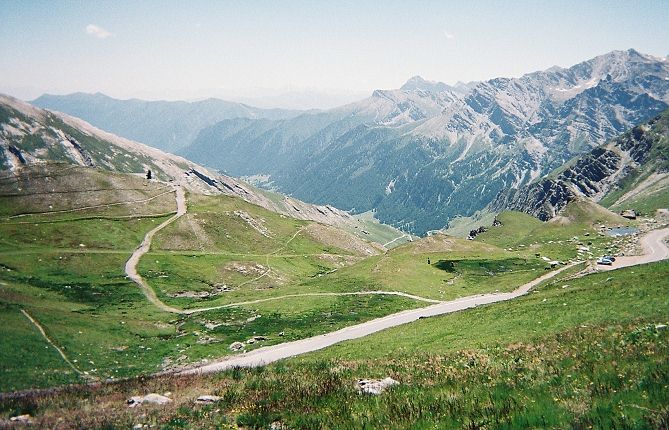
[178, 261, 581, 375]
[181, 227, 669, 375]
[124, 189, 669, 375]
[598, 227, 669, 270]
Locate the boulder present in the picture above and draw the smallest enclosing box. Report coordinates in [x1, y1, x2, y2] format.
[621, 209, 637, 219]
[467, 225, 488, 240]
[357, 377, 399, 395]
[229, 341, 244, 351]
[127, 393, 172, 408]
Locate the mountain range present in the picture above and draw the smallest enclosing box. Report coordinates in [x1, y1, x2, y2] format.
[31, 49, 669, 234]
[0, 94, 405, 241]
[33, 93, 303, 154]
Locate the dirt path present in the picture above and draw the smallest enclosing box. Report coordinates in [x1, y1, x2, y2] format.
[124, 186, 187, 314]
[3, 212, 175, 225]
[124, 188, 440, 315]
[20, 309, 83, 376]
[179, 262, 581, 375]
[7, 187, 173, 219]
[182, 291, 441, 315]
[383, 234, 411, 248]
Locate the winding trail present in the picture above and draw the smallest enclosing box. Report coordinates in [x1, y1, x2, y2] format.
[181, 291, 441, 314]
[123, 187, 440, 315]
[383, 233, 412, 248]
[8, 187, 173, 219]
[124, 188, 669, 374]
[124, 186, 187, 314]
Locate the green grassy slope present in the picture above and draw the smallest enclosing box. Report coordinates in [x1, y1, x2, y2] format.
[2, 260, 666, 428]
[0, 164, 580, 392]
[0, 167, 433, 391]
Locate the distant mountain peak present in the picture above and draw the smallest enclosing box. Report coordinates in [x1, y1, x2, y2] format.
[400, 76, 451, 94]
[402, 75, 428, 86]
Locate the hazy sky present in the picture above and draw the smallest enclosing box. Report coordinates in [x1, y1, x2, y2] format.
[1, 0, 668, 103]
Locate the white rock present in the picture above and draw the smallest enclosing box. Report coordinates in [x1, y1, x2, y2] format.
[10, 414, 31, 423]
[127, 393, 172, 407]
[357, 377, 399, 395]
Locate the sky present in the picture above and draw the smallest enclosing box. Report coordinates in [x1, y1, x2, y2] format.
[1, 0, 668, 107]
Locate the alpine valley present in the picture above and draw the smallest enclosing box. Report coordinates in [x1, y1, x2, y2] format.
[2, 43, 669, 429]
[35, 49, 669, 234]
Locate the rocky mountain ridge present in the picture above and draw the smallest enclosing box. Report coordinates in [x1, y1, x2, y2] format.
[181, 49, 669, 233]
[490, 109, 669, 220]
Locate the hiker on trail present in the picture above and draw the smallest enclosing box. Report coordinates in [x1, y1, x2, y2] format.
[427, 258, 431, 265]
[146, 169, 152, 180]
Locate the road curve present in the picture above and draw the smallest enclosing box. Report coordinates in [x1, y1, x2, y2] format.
[133, 191, 667, 373]
[179, 262, 580, 375]
[598, 227, 669, 271]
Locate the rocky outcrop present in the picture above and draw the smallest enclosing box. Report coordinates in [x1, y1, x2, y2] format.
[196, 395, 222, 404]
[490, 178, 575, 221]
[490, 109, 669, 220]
[621, 209, 637, 219]
[467, 225, 488, 240]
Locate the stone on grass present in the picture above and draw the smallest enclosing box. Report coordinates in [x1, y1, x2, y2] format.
[10, 414, 32, 423]
[229, 341, 244, 351]
[357, 377, 399, 395]
[196, 395, 222, 404]
[127, 393, 172, 408]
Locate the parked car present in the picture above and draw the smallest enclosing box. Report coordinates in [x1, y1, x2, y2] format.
[602, 255, 616, 262]
[597, 257, 613, 265]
